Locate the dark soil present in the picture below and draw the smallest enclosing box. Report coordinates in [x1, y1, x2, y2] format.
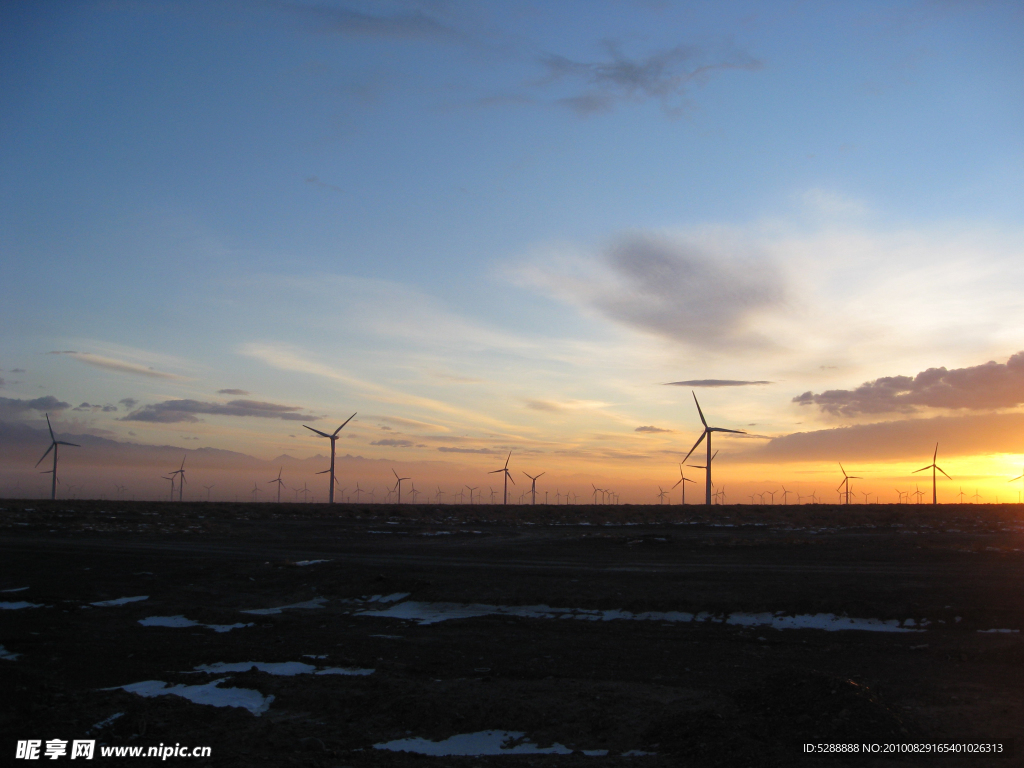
[1, 500, 1022, 766]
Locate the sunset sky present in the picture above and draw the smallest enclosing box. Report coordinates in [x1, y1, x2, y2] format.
[2, 1, 1023, 503]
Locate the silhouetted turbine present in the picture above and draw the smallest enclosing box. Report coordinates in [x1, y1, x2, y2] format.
[392, 468, 410, 503]
[488, 451, 515, 505]
[682, 393, 744, 506]
[35, 414, 79, 501]
[912, 443, 951, 505]
[522, 471, 545, 505]
[303, 413, 356, 504]
[268, 466, 286, 503]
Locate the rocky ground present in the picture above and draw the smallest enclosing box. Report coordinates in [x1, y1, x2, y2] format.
[1, 499, 1022, 766]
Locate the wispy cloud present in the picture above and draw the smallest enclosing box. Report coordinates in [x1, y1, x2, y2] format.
[635, 425, 673, 433]
[217, 388, 250, 396]
[276, 1, 461, 41]
[437, 446, 496, 454]
[370, 438, 415, 448]
[534, 41, 762, 116]
[794, 352, 1024, 416]
[49, 351, 187, 380]
[0, 396, 71, 420]
[123, 399, 318, 424]
[305, 176, 343, 194]
[514, 231, 787, 350]
[666, 379, 772, 387]
[524, 398, 609, 412]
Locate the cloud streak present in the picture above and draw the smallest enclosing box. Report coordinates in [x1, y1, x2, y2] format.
[794, 352, 1024, 416]
[666, 379, 772, 387]
[49, 351, 186, 380]
[123, 399, 318, 424]
[278, 2, 460, 41]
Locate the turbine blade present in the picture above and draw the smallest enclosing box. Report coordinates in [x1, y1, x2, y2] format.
[691, 391, 707, 428]
[933, 443, 938, 462]
[504, 451, 512, 469]
[56, 441, 80, 447]
[35, 443, 55, 467]
[537, 472, 545, 478]
[912, 466, 930, 473]
[937, 467, 952, 480]
[304, 425, 331, 438]
[46, 413, 56, 441]
[671, 479, 682, 488]
[333, 412, 357, 437]
[709, 427, 746, 435]
[681, 431, 706, 463]
[507, 472, 515, 485]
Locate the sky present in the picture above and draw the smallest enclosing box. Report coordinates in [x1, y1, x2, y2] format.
[2, 0, 1023, 504]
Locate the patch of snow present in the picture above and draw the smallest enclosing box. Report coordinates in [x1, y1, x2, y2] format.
[316, 667, 374, 676]
[192, 660, 375, 677]
[365, 593, 410, 604]
[294, 559, 331, 566]
[0, 586, 29, 593]
[303, 654, 328, 659]
[622, 750, 658, 756]
[138, 615, 253, 633]
[0, 601, 44, 610]
[240, 597, 327, 615]
[108, 678, 274, 715]
[89, 712, 123, 732]
[0, 644, 21, 661]
[978, 628, 1019, 634]
[374, 731, 574, 756]
[91, 596, 148, 607]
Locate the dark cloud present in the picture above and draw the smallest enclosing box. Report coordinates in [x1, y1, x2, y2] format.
[370, 438, 415, 448]
[666, 379, 772, 387]
[437, 446, 497, 454]
[11, 369, 25, 373]
[0, 395, 71, 420]
[217, 389, 250, 396]
[635, 425, 673, 433]
[744, 412, 1024, 463]
[593, 233, 785, 348]
[122, 399, 317, 423]
[525, 399, 561, 411]
[119, 398, 138, 411]
[537, 41, 762, 116]
[794, 353, 1024, 416]
[278, 2, 459, 40]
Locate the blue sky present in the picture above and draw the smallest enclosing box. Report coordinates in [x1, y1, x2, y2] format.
[2, 0, 1023, 501]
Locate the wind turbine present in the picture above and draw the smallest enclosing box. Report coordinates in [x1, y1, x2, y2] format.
[203, 484, 214, 501]
[353, 483, 365, 502]
[912, 443, 951, 505]
[489, 487, 497, 504]
[465, 485, 478, 504]
[35, 414, 79, 500]
[591, 484, 602, 504]
[971, 489, 982, 503]
[168, 455, 187, 502]
[409, 483, 420, 503]
[1008, 468, 1024, 502]
[251, 483, 262, 502]
[435, 486, 445, 504]
[837, 463, 861, 505]
[657, 487, 668, 504]
[303, 413, 356, 504]
[780, 486, 792, 505]
[672, 463, 696, 504]
[268, 467, 286, 503]
[488, 451, 514, 505]
[392, 468, 409, 503]
[682, 393, 745, 506]
[523, 471, 544, 505]
[162, 475, 175, 501]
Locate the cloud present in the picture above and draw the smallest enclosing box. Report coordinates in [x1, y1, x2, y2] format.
[0, 396, 71, 420]
[123, 399, 318, 424]
[119, 398, 138, 410]
[72, 402, 119, 413]
[11, 369, 25, 373]
[524, 398, 610, 412]
[305, 176, 343, 194]
[666, 379, 772, 387]
[278, 2, 459, 40]
[535, 41, 762, 116]
[515, 232, 786, 350]
[745, 412, 1024, 463]
[437, 446, 496, 454]
[794, 352, 1024, 416]
[217, 389, 250, 396]
[370, 438, 415, 448]
[49, 351, 186, 380]
[635, 425, 673, 433]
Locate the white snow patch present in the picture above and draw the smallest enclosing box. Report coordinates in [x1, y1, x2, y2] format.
[294, 560, 331, 566]
[89, 712, 124, 732]
[108, 679, 274, 715]
[0, 644, 21, 661]
[0, 601, 44, 610]
[240, 597, 327, 615]
[316, 667, 375, 676]
[978, 628, 1020, 634]
[138, 615, 253, 633]
[0, 586, 29, 593]
[356, 602, 923, 632]
[374, 731, 574, 756]
[365, 593, 410, 604]
[91, 596, 148, 607]
[622, 749, 658, 756]
[192, 660, 375, 677]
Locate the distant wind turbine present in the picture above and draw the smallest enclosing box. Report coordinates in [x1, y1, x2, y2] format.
[522, 471, 545, 505]
[488, 451, 514, 505]
[657, 486, 668, 504]
[1007, 467, 1024, 501]
[912, 443, 951, 505]
[671, 464, 696, 505]
[251, 483, 262, 502]
[303, 413, 356, 504]
[780, 486, 792, 505]
[268, 466, 286, 503]
[392, 468, 410, 503]
[837, 463, 861, 505]
[35, 414, 79, 501]
[168, 455, 187, 502]
[203, 484, 214, 501]
[162, 475, 175, 501]
[682, 393, 745, 506]
[465, 485, 478, 504]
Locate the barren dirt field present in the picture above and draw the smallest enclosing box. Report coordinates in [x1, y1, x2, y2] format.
[2, 500, 1022, 766]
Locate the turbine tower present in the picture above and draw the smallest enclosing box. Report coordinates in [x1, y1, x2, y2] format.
[465, 485, 478, 504]
[912, 443, 951, 505]
[35, 414, 79, 501]
[672, 463, 696, 504]
[837, 463, 861, 505]
[522, 471, 545, 505]
[268, 466, 286, 503]
[169, 455, 187, 502]
[303, 413, 356, 504]
[488, 451, 515, 504]
[682, 393, 745, 506]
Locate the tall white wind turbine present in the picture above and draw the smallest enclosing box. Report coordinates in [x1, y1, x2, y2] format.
[681, 393, 744, 506]
[35, 414, 79, 501]
[488, 451, 515, 505]
[303, 413, 356, 504]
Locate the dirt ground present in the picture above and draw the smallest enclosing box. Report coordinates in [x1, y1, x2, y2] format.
[1, 499, 1022, 766]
